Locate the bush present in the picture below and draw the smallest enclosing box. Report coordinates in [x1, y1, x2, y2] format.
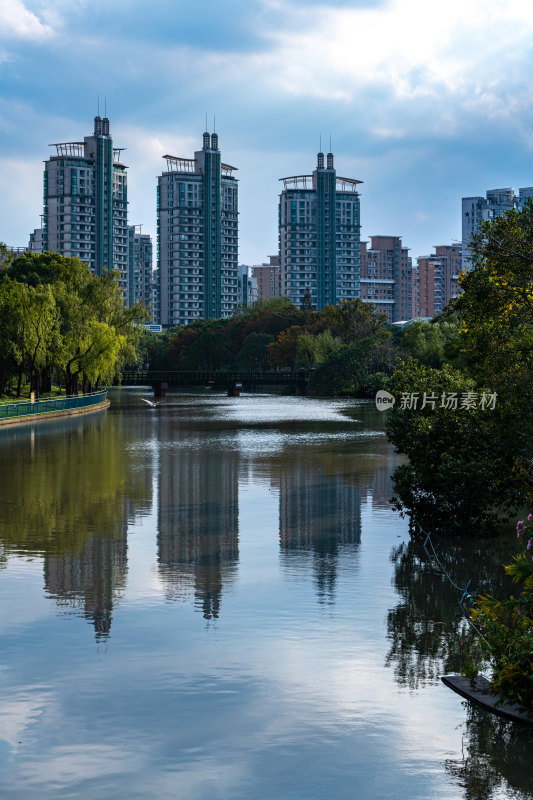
[470, 516, 533, 710]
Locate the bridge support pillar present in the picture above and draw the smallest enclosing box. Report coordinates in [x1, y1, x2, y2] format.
[228, 381, 242, 397]
[153, 381, 168, 399]
[296, 374, 308, 396]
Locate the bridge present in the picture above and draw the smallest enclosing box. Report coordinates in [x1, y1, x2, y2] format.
[119, 370, 311, 396]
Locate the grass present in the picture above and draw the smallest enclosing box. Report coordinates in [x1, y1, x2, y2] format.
[0, 386, 67, 404]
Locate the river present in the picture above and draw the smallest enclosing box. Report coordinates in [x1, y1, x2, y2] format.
[0, 389, 531, 799]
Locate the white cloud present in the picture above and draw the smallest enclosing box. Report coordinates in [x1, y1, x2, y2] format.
[259, 0, 533, 111]
[0, 0, 54, 39]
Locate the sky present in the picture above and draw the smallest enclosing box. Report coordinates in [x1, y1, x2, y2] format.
[1, 0, 533, 264]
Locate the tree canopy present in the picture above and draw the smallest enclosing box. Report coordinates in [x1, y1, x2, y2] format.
[0, 250, 147, 396]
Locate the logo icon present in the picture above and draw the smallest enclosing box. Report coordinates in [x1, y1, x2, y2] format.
[375, 390, 395, 411]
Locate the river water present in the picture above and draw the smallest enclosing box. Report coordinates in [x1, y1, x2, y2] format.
[0, 390, 531, 799]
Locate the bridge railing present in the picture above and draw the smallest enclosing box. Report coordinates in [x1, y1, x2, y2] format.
[0, 390, 108, 420]
[119, 370, 310, 386]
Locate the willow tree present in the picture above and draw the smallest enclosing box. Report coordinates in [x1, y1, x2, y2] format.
[4, 252, 147, 393]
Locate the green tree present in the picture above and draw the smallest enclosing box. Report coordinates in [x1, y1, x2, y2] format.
[386, 358, 526, 536]
[387, 203, 533, 535]
[235, 332, 275, 369]
[400, 316, 463, 369]
[3, 253, 146, 393]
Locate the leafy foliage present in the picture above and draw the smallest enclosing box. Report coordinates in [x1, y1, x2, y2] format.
[470, 516, 533, 709]
[0, 250, 146, 395]
[387, 203, 533, 534]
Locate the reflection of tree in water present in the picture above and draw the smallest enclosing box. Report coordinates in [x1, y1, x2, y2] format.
[157, 424, 239, 620]
[0, 413, 152, 638]
[278, 460, 362, 604]
[386, 531, 519, 689]
[445, 705, 533, 800]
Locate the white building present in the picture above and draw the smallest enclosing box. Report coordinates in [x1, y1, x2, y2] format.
[127, 225, 153, 314]
[462, 187, 533, 269]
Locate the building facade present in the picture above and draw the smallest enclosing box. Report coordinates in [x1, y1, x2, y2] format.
[279, 152, 361, 311]
[127, 225, 153, 313]
[41, 116, 128, 285]
[462, 187, 533, 269]
[414, 244, 462, 319]
[157, 132, 239, 328]
[359, 235, 412, 323]
[236, 265, 258, 308]
[253, 256, 281, 301]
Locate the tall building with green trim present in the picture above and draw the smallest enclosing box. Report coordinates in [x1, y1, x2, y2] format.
[279, 152, 362, 310]
[41, 116, 128, 285]
[157, 132, 239, 327]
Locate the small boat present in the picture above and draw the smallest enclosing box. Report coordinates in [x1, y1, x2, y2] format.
[441, 674, 533, 726]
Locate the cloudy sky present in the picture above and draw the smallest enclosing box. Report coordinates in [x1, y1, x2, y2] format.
[1, 0, 533, 263]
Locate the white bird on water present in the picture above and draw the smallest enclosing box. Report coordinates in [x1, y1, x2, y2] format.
[141, 398, 164, 408]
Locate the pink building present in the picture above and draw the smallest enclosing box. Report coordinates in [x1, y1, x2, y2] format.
[252, 256, 280, 301]
[414, 244, 462, 319]
[359, 236, 413, 322]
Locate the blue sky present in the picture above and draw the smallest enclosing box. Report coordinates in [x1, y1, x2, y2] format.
[1, 0, 533, 263]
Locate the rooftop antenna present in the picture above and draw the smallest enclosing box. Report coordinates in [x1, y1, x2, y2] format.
[205, 112, 208, 131]
[213, 114, 216, 133]
[329, 134, 332, 152]
[319, 134, 322, 151]
[104, 96, 107, 116]
[97, 96, 100, 115]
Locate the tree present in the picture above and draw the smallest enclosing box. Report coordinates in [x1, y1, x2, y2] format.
[301, 286, 313, 312]
[3, 253, 146, 394]
[399, 317, 463, 369]
[267, 326, 305, 368]
[386, 202, 533, 534]
[235, 332, 275, 369]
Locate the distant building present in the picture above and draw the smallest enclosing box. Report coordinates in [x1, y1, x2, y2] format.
[40, 116, 128, 288]
[253, 256, 280, 301]
[127, 225, 153, 314]
[414, 244, 462, 319]
[462, 187, 533, 269]
[237, 264, 258, 308]
[157, 132, 239, 328]
[359, 236, 412, 323]
[279, 152, 362, 310]
[28, 227, 44, 253]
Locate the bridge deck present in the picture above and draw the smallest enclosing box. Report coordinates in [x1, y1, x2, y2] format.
[119, 370, 311, 388]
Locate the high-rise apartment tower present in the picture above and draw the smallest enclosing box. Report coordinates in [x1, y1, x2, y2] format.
[127, 226, 153, 314]
[41, 116, 128, 282]
[157, 132, 239, 327]
[279, 152, 361, 310]
[462, 187, 533, 269]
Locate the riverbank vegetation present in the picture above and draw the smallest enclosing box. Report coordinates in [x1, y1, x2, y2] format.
[0, 249, 146, 397]
[384, 203, 533, 708]
[144, 293, 464, 398]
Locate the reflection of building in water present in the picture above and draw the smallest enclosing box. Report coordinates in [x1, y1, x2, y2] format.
[359, 463, 395, 510]
[157, 427, 239, 619]
[44, 525, 128, 639]
[279, 465, 361, 603]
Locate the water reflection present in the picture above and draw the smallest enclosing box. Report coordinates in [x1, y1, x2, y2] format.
[277, 460, 362, 604]
[157, 419, 239, 619]
[44, 530, 128, 638]
[386, 532, 520, 689]
[445, 706, 533, 799]
[0, 413, 152, 637]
